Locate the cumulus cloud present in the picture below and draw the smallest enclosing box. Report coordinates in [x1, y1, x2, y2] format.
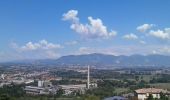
[62, 10, 79, 23]
[45, 51, 60, 58]
[137, 24, 154, 32]
[152, 50, 158, 54]
[63, 10, 117, 39]
[160, 46, 170, 53]
[123, 33, 138, 40]
[149, 28, 170, 40]
[151, 46, 170, 55]
[10, 40, 62, 59]
[76, 45, 168, 56]
[18, 40, 62, 51]
[78, 47, 91, 54]
[139, 40, 146, 44]
[65, 41, 78, 45]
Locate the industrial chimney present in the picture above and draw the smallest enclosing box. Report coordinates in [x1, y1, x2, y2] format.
[87, 65, 90, 89]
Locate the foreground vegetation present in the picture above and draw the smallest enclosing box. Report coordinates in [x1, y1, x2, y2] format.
[0, 68, 170, 100]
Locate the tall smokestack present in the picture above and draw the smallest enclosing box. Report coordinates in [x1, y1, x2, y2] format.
[87, 65, 90, 89]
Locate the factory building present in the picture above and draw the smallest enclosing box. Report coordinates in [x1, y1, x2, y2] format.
[59, 66, 97, 95]
[25, 80, 58, 95]
[25, 66, 97, 95]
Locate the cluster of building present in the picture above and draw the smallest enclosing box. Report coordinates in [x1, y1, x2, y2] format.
[25, 80, 58, 95]
[0, 73, 35, 87]
[0, 66, 98, 96]
[0, 68, 62, 87]
[1, 66, 170, 99]
[24, 66, 97, 95]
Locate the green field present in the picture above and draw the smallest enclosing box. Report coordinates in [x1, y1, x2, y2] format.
[114, 88, 129, 94]
[149, 83, 170, 90]
[141, 75, 153, 82]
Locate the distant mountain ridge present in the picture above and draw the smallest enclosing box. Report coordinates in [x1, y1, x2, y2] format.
[52, 53, 170, 66]
[1, 53, 170, 67]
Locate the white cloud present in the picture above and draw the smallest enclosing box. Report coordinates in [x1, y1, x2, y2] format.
[9, 40, 62, 60]
[149, 29, 170, 40]
[78, 47, 90, 54]
[151, 46, 170, 55]
[137, 24, 154, 32]
[152, 50, 158, 54]
[63, 10, 117, 39]
[165, 28, 170, 33]
[76, 45, 170, 56]
[160, 46, 170, 53]
[123, 33, 138, 40]
[62, 10, 79, 23]
[45, 51, 60, 58]
[19, 40, 62, 51]
[65, 41, 78, 45]
[77, 47, 113, 55]
[139, 40, 146, 44]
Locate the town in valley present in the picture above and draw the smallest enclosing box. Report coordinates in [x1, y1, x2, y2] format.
[0, 0, 170, 100]
[0, 63, 170, 100]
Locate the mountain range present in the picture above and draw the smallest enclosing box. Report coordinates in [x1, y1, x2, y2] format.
[1, 53, 170, 67]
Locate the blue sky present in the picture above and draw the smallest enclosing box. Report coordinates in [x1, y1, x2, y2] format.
[0, 0, 170, 62]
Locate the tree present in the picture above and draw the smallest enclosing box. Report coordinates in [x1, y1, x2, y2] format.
[147, 94, 154, 100]
[39, 96, 44, 100]
[56, 88, 64, 97]
[84, 95, 100, 100]
[135, 76, 139, 81]
[0, 84, 25, 97]
[0, 94, 10, 100]
[160, 92, 168, 100]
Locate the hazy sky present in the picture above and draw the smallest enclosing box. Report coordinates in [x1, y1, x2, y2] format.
[0, 0, 170, 62]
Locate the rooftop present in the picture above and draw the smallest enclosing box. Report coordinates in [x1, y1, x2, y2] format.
[59, 84, 86, 89]
[135, 88, 168, 94]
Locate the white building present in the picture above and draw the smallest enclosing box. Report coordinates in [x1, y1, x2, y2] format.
[0, 82, 11, 87]
[58, 66, 97, 95]
[89, 83, 97, 88]
[59, 84, 87, 95]
[25, 86, 48, 95]
[25, 80, 58, 95]
[1, 74, 5, 80]
[38, 81, 44, 87]
[25, 66, 97, 96]
[135, 88, 169, 100]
